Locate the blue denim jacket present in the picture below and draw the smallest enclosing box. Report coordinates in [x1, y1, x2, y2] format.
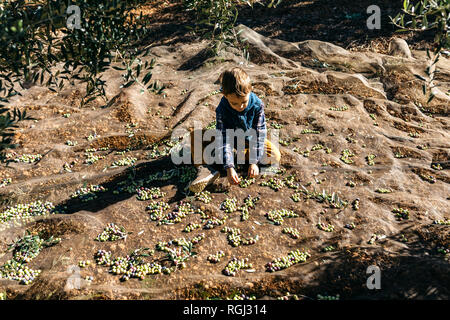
[215, 92, 267, 169]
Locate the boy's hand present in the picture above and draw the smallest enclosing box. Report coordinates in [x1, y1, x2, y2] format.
[248, 164, 259, 178]
[227, 167, 240, 185]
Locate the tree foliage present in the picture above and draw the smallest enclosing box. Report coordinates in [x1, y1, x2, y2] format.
[182, 0, 282, 55]
[390, 0, 450, 104]
[0, 0, 163, 160]
[0, 107, 33, 161]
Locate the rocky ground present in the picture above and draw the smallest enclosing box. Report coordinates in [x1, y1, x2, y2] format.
[0, 4, 449, 300]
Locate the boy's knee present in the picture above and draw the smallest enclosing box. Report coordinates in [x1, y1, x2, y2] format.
[265, 140, 281, 163]
[272, 148, 281, 163]
[259, 150, 281, 166]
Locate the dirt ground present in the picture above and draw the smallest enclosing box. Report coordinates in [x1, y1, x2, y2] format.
[0, 1, 449, 300]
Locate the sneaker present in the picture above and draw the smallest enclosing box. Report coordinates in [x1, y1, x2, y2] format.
[188, 165, 220, 193]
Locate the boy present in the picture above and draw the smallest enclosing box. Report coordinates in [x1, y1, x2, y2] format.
[188, 67, 281, 193]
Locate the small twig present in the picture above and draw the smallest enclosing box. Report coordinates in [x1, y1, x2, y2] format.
[33, 149, 53, 166]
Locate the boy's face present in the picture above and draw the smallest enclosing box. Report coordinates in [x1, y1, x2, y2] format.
[224, 92, 250, 112]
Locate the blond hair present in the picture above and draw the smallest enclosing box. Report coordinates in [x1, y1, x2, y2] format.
[220, 67, 252, 97]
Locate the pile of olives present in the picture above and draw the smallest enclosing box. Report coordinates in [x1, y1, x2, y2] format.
[366, 154, 376, 166]
[434, 219, 450, 226]
[283, 175, 299, 189]
[223, 258, 253, 276]
[352, 199, 360, 211]
[203, 216, 227, 229]
[238, 195, 260, 221]
[392, 208, 410, 220]
[63, 160, 78, 172]
[419, 172, 436, 184]
[70, 184, 107, 202]
[260, 178, 285, 191]
[329, 105, 348, 111]
[157, 201, 203, 226]
[340, 149, 355, 164]
[228, 293, 256, 300]
[0, 200, 56, 224]
[238, 206, 250, 221]
[0, 178, 11, 188]
[183, 223, 201, 233]
[322, 245, 335, 252]
[375, 188, 392, 193]
[66, 140, 78, 146]
[265, 209, 298, 225]
[241, 236, 259, 246]
[94, 250, 113, 266]
[221, 227, 242, 247]
[207, 250, 225, 263]
[111, 157, 137, 167]
[271, 122, 283, 129]
[84, 152, 106, 165]
[156, 235, 206, 272]
[301, 129, 320, 134]
[316, 222, 335, 232]
[165, 247, 189, 269]
[346, 181, 356, 188]
[311, 144, 324, 151]
[146, 201, 170, 221]
[12, 153, 42, 163]
[79, 260, 91, 268]
[221, 227, 258, 247]
[0, 234, 60, 285]
[9, 234, 61, 263]
[147, 145, 170, 160]
[239, 177, 255, 188]
[368, 234, 386, 244]
[265, 249, 310, 272]
[136, 187, 166, 201]
[95, 249, 162, 281]
[277, 292, 299, 300]
[95, 223, 128, 242]
[291, 192, 302, 202]
[165, 233, 206, 248]
[282, 227, 300, 239]
[0, 259, 41, 285]
[194, 191, 212, 204]
[220, 198, 238, 213]
[262, 166, 286, 175]
[344, 223, 356, 230]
